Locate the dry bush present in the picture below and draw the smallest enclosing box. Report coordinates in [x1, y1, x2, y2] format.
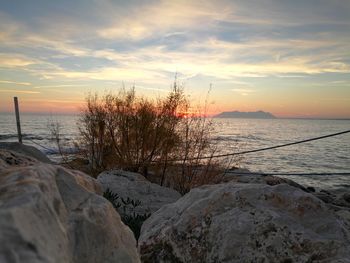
[47, 119, 74, 165]
[77, 84, 185, 176]
[159, 108, 228, 194]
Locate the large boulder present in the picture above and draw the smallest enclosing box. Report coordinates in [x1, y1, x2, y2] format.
[223, 170, 350, 214]
[0, 150, 140, 263]
[139, 182, 350, 263]
[97, 170, 181, 217]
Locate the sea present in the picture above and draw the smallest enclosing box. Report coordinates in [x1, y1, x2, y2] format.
[1, 112, 349, 189]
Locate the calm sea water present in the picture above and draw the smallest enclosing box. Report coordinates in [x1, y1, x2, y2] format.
[1, 112, 349, 189]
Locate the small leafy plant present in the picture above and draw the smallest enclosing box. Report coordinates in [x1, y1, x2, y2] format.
[103, 188, 121, 209]
[103, 188, 151, 240]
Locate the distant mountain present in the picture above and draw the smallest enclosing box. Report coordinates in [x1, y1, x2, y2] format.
[214, 110, 276, 119]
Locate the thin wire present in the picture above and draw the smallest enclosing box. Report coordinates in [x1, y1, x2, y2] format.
[24, 129, 350, 163]
[223, 171, 350, 176]
[25, 138, 56, 152]
[163, 129, 350, 162]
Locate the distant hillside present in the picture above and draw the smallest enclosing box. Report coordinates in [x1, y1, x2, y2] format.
[214, 110, 276, 119]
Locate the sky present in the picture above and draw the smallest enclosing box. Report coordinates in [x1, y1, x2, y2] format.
[0, 0, 349, 118]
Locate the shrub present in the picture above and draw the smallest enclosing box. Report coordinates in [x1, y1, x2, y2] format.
[158, 105, 230, 194]
[77, 84, 185, 175]
[103, 188, 151, 240]
[47, 119, 77, 166]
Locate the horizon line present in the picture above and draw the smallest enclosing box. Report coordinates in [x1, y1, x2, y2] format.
[0, 111, 349, 120]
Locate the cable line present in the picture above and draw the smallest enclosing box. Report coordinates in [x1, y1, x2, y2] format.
[24, 129, 350, 164]
[223, 171, 350, 176]
[164, 129, 350, 162]
[25, 138, 56, 152]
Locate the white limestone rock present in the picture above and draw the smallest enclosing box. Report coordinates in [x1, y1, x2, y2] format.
[0, 153, 140, 263]
[97, 170, 181, 217]
[139, 182, 350, 263]
[223, 170, 350, 214]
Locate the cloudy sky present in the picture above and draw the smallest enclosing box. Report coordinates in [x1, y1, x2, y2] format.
[0, 0, 349, 117]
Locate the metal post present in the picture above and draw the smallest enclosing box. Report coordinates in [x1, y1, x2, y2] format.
[14, 97, 22, 144]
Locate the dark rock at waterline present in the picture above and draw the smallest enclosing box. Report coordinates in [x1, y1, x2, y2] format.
[315, 192, 335, 204]
[344, 193, 350, 203]
[0, 142, 53, 164]
[306, 186, 316, 192]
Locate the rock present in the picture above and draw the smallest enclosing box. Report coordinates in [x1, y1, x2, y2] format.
[312, 188, 350, 211]
[314, 191, 335, 204]
[343, 193, 350, 203]
[68, 168, 103, 195]
[139, 182, 350, 263]
[0, 149, 38, 171]
[0, 152, 140, 263]
[222, 171, 309, 192]
[0, 142, 53, 164]
[97, 170, 181, 217]
[336, 210, 350, 223]
[306, 186, 316, 192]
[220, 170, 350, 216]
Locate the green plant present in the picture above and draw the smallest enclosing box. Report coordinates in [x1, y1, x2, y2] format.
[122, 213, 151, 241]
[103, 188, 151, 240]
[103, 188, 121, 210]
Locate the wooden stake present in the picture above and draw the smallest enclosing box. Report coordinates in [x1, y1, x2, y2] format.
[14, 97, 22, 144]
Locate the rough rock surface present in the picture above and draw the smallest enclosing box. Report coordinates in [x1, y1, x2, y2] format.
[222, 171, 308, 191]
[0, 149, 39, 170]
[97, 170, 181, 216]
[0, 142, 53, 164]
[139, 182, 350, 263]
[313, 188, 350, 210]
[0, 150, 140, 263]
[223, 170, 350, 216]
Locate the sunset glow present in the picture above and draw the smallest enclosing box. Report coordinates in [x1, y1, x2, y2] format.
[0, 0, 349, 118]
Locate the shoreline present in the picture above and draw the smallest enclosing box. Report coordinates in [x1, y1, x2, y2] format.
[1, 140, 349, 191]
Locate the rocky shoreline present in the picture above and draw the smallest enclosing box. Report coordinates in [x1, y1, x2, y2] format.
[1, 143, 349, 262]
